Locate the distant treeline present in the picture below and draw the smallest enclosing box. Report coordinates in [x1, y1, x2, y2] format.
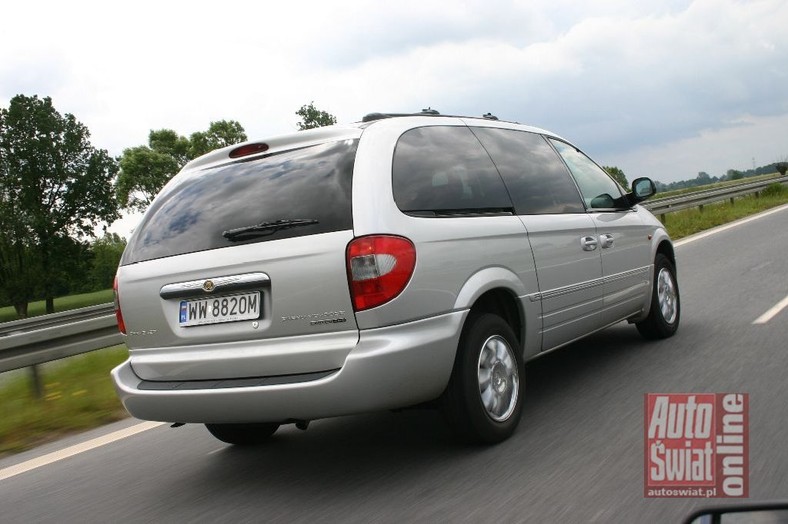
[654, 162, 785, 193]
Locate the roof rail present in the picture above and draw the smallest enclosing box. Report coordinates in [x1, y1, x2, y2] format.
[361, 108, 442, 123]
[361, 109, 504, 123]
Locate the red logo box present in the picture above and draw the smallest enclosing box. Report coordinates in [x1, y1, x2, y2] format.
[645, 393, 748, 498]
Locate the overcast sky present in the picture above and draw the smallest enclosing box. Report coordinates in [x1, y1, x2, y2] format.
[2, 0, 787, 234]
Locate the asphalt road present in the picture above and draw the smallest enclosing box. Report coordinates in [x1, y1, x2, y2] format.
[2, 205, 787, 523]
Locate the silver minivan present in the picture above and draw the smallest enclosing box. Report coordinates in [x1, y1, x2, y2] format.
[112, 111, 679, 445]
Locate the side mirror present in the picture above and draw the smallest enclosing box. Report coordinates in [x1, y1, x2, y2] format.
[632, 177, 656, 199]
[630, 177, 656, 203]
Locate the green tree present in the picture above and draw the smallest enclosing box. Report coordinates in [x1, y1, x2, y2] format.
[116, 144, 181, 211]
[0, 230, 41, 317]
[603, 166, 629, 189]
[0, 94, 119, 315]
[49, 235, 92, 296]
[1, 141, 35, 314]
[190, 120, 247, 158]
[296, 102, 337, 130]
[148, 129, 191, 167]
[116, 120, 246, 212]
[89, 233, 126, 290]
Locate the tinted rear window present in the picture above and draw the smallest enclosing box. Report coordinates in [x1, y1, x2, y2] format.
[392, 126, 513, 215]
[122, 139, 357, 264]
[471, 128, 585, 214]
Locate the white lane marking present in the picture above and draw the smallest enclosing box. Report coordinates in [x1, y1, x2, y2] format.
[753, 295, 788, 325]
[674, 203, 788, 248]
[0, 421, 165, 482]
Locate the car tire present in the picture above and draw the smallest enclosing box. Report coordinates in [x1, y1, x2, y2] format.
[205, 422, 280, 445]
[442, 313, 524, 444]
[636, 253, 680, 340]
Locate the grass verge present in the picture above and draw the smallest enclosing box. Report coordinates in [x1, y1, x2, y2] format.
[0, 288, 114, 323]
[662, 183, 788, 239]
[0, 345, 129, 457]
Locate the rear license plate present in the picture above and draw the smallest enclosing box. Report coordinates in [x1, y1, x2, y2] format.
[179, 292, 261, 327]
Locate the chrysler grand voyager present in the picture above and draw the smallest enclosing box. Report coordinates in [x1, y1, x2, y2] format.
[112, 111, 680, 445]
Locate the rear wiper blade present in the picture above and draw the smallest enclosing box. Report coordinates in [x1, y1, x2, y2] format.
[222, 219, 319, 241]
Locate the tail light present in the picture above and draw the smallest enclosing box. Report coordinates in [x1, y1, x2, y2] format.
[113, 275, 126, 335]
[346, 235, 416, 311]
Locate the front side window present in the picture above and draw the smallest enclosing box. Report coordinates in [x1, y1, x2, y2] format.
[392, 126, 513, 215]
[472, 128, 585, 214]
[549, 139, 624, 209]
[122, 139, 357, 264]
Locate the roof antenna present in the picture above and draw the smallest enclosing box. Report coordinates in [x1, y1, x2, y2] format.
[482, 113, 498, 120]
[421, 107, 440, 115]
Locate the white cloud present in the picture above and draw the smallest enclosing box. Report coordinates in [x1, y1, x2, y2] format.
[608, 112, 788, 181]
[2, 0, 787, 206]
[297, 0, 788, 167]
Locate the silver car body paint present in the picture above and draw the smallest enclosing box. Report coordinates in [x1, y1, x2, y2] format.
[112, 115, 674, 424]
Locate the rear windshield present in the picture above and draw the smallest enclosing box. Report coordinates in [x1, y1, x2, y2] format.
[121, 139, 357, 265]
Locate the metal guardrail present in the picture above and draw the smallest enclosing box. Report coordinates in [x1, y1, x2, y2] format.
[0, 175, 785, 378]
[0, 303, 122, 374]
[643, 176, 788, 217]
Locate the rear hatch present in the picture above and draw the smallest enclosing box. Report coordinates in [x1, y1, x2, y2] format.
[116, 130, 362, 381]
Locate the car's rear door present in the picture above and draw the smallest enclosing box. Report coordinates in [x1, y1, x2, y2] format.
[117, 135, 362, 381]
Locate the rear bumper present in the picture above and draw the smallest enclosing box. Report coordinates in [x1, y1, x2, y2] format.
[112, 310, 465, 423]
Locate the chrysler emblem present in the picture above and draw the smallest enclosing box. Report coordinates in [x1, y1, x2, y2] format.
[202, 280, 215, 292]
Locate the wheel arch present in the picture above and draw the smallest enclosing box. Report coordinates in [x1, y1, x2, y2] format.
[453, 267, 539, 359]
[656, 239, 676, 275]
[630, 236, 677, 324]
[469, 289, 523, 345]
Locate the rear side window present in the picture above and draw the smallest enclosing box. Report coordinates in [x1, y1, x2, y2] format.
[471, 128, 585, 214]
[392, 126, 513, 215]
[121, 139, 357, 264]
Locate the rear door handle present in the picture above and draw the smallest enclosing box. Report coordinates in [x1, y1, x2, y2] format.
[581, 236, 598, 251]
[600, 234, 614, 249]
